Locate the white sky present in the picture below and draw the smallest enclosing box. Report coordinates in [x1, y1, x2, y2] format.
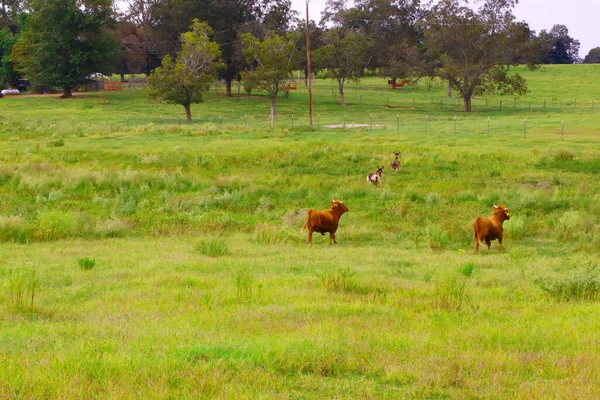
[294, 0, 600, 58]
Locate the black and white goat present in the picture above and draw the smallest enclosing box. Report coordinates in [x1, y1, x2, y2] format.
[367, 166, 384, 186]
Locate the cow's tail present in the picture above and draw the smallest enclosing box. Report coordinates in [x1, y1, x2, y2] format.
[472, 219, 480, 243]
[301, 209, 313, 232]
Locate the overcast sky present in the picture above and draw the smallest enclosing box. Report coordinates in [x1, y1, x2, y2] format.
[293, 0, 600, 58]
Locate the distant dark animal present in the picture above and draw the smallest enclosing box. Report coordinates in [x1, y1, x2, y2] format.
[301, 200, 349, 244]
[390, 152, 400, 174]
[367, 166, 384, 186]
[472, 204, 510, 254]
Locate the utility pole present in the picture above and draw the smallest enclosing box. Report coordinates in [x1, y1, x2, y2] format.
[306, 0, 313, 126]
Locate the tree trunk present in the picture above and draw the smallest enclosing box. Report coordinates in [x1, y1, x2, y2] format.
[61, 87, 73, 98]
[391, 77, 397, 89]
[120, 73, 125, 83]
[447, 82, 453, 97]
[338, 81, 345, 106]
[184, 104, 192, 121]
[463, 96, 472, 112]
[225, 78, 232, 97]
[270, 95, 277, 129]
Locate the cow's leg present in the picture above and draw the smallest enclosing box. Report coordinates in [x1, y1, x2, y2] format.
[330, 232, 336, 244]
[307, 229, 313, 244]
[485, 239, 491, 250]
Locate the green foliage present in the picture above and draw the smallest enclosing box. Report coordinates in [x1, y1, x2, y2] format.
[426, 225, 450, 251]
[253, 224, 302, 245]
[313, 28, 371, 105]
[584, 47, 600, 64]
[196, 238, 229, 257]
[148, 20, 223, 121]
[6, 266, 39, 309]
[12, 0, 116, 97]
[241, 31, 298, 126]
[235, 270, 253, 301]
[78, 257, 96, 271]
[317, 267, 358, 293]
[0, 215, 34, 243]
[434, 275, 477, 312]
[555, 211, 584, 242]
[461, 263, 474, 277]
[0, 30, 19, 88]
[535, 265, 600, 302]
[148, 21, 222, 119]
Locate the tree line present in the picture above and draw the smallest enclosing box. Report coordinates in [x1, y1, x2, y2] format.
[0, 0, 594, 114]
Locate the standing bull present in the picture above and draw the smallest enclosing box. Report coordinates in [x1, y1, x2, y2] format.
[301, 200, 349, 244]
[472, 204, 510, 254]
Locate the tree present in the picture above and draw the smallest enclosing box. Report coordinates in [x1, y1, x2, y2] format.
[536, 24, 581, 64]
[147, 20, 222, 121]
[314, 28, 370, 106]
[0, 29, 19, 88]
[241, 32, 298, 128]
[353, 0, 424, 88]
[425, 0, 533, 112]
[12, 0, 117, 98]
[584, 47, 600, 64]
[0, 0, 23, 33]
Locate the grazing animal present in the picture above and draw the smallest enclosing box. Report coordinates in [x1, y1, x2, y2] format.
[472, 204, 510, 254]
[301, 200, 349, 244]
[390, 152, 401, 174]
[367, 166, 384, 186]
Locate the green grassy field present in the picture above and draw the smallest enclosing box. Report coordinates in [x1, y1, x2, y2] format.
[1, 65, 600, 398]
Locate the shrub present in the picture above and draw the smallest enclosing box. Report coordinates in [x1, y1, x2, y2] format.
[78, 257, 96, 271]
[253, 224, 303, 245]
[426, 225, 450, 251]
[196, 238, 229, 257]
[434, 275, 477, 312]
[555, 211, 584, 242]
[553, 149, 576, 162]
[35, 211, 76, 241]
[7, 266, 39, 309]
[317, 267, 359, 293]
[0, 216, 34, 243]
[94, 218, 131, 238]
[235, 270, 253, 301]
[535, 265, 600, 302]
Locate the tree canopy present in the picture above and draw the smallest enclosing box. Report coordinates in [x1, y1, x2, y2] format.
[241, 31, 298, 128]
[424, 0, 533, 112]
[147, 20, 223, 121]
[12, 0, 117, 97]
[584, 47, 600, 64]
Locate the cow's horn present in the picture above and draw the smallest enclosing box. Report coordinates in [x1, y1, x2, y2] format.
[493, 204, 498, 208]
[340, 200, 343, 204]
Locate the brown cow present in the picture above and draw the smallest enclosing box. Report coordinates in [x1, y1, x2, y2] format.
[472, 204, 510, 254]
[390, 152, 401, 174]
[301, 200, 349, 244]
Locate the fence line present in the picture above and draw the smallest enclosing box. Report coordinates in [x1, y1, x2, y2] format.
[1, 112, 597, 142]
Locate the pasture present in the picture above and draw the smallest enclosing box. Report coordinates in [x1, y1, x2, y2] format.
[1, 65, 600, 398]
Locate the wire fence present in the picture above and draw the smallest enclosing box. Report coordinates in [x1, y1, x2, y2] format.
[1, 110, 598, 144]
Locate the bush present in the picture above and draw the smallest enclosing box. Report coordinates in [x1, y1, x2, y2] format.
[0, 215, 34, 243]
[196, 238, 229, 257]
[426, 225, 450, 251]
[36, 211, 76, 241]
[94, 218, 131, 238]
[555, 211, 584, 242]
[78, 257, 96, 271]
[553, 149, 576, 162]
[535, 265, 600, 302]
[253, 224, 303, 245]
